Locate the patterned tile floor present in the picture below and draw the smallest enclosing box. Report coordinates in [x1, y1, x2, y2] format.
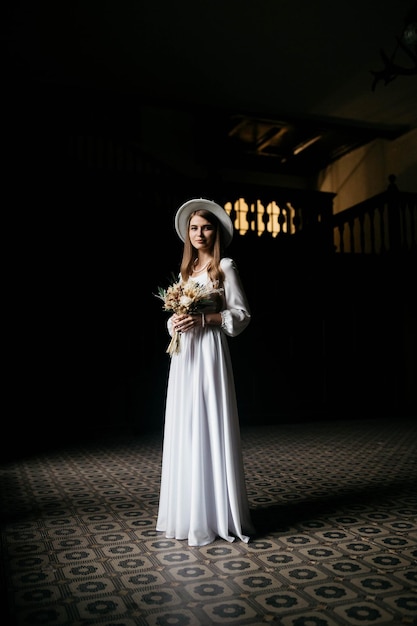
[1, 417, 416, 626]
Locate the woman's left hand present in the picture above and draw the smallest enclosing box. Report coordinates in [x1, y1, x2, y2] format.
[174, 314, 201, 333]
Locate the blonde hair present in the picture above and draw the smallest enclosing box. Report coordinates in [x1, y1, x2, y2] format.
[180, 209, 225, 287]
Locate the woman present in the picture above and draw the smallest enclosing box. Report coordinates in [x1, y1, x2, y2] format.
[156, 198, 255, 546]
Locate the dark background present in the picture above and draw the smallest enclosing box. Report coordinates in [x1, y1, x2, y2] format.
[4, 1, 417, 457]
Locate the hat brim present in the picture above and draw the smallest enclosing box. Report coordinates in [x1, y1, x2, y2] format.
[174, 198, 234, 247]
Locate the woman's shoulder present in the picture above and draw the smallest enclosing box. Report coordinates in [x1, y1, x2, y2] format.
[220, 257, 237, 270]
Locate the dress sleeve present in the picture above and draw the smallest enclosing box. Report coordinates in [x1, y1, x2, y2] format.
[220, 257, 251, 337]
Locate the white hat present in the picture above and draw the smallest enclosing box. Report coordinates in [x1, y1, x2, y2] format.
[174, 198, 234, 247]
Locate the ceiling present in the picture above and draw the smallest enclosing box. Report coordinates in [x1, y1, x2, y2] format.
[6, 0, 417, 177]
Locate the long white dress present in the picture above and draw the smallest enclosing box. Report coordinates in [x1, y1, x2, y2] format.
[156, 257, 255, 546]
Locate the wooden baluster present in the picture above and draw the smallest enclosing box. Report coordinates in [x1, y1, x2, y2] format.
[348, 217, 355, 253]
[261, 202, 271, 237]
[285, 204, 292, 235]
[336, 224, 344, 253]
[358, 213, 365, 253]
[277, 205, 286, 236]
[292, 205, 301, 235]
[386, 174, 401, 253]
[244, 200, 256, 236]
[377, 204, 385, 254]
[369, 206, 377, 254]
[399, 198, 407, 249]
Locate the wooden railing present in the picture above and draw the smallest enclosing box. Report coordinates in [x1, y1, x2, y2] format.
[218, 185, 336, 254]
[220, 176, 416, 256]
[332, 175, 417, 255]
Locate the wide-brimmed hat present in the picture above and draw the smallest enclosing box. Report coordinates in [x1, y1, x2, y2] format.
[174, 198, 234, 247]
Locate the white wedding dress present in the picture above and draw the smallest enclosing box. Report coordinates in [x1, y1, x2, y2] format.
[156, 257, 255, 546]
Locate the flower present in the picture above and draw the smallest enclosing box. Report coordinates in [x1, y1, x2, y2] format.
[155, 276, 215, 356]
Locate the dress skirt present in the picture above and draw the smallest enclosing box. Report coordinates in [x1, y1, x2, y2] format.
[156, 324, 254, 546]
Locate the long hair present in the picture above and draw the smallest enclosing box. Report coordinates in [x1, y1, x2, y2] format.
[180, 209, 226, 287]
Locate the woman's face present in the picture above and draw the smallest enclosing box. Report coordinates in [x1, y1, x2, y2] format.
[189, 214, 216, 252]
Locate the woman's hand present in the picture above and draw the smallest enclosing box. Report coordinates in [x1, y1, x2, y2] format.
[173, 313, 203, 333]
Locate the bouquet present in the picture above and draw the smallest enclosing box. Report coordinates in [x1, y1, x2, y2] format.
[155, 276, 215, 356]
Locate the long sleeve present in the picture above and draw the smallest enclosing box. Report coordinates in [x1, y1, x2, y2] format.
[220, 257, 251, 337]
